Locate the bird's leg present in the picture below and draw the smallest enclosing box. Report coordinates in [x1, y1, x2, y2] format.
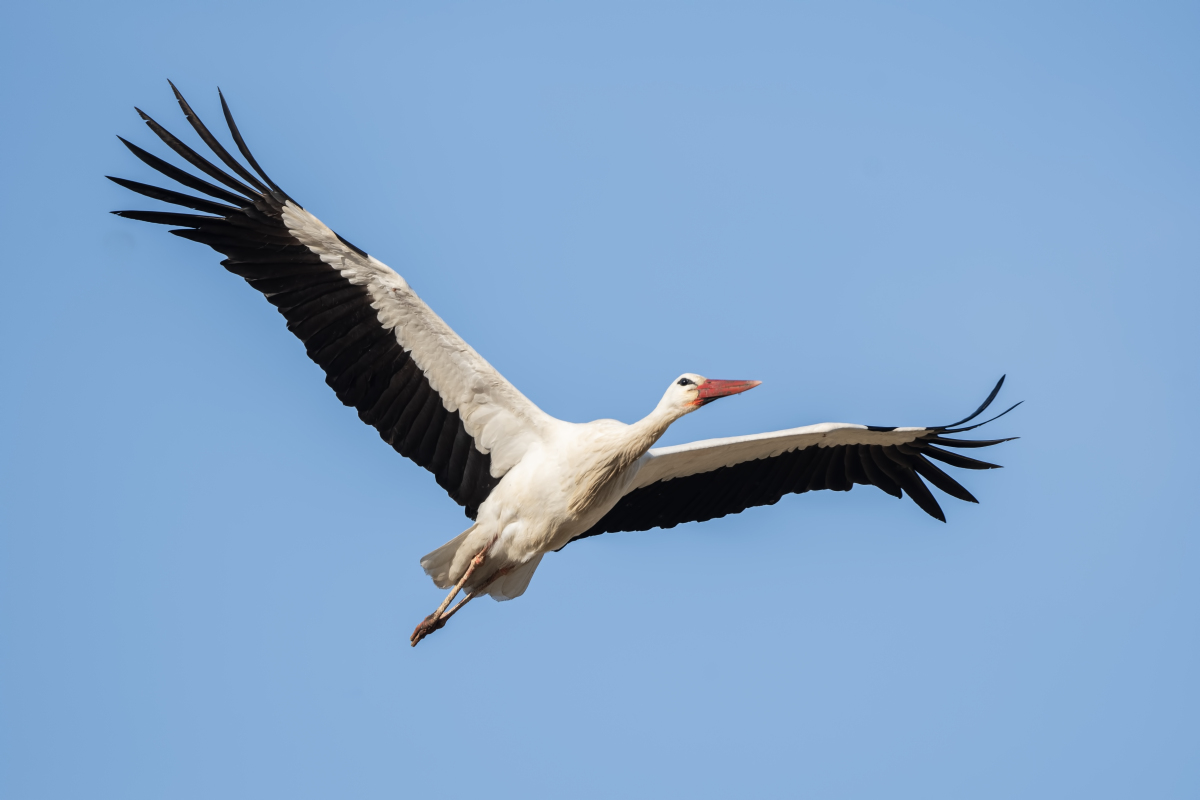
[410, 546, 488, 647]
[437, 565, 512, 625]
[434, 551, 484, 618]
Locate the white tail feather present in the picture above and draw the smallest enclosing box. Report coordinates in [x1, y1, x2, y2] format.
[485, 554, 543, 601]
[420, 524, 477, 589]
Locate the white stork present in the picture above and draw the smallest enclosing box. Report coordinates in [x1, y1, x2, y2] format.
[111, 85, 1019, 646]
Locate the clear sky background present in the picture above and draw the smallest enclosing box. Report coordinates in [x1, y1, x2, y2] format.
[2, 2, 1198, 798]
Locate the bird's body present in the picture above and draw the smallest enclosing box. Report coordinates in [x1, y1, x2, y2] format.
[111, 85, 1019, 644]
[424, 382, 726, 599]
[426, 418, 647, 600]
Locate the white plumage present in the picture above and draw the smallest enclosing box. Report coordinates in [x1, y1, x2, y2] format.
[111, 84, 1018, 645]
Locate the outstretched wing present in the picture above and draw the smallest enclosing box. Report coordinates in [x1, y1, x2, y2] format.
[564, 378, 1018, 545]
[110, 83, 552, 518]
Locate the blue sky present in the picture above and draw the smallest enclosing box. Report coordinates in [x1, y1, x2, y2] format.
[2, 2, 1198, 797]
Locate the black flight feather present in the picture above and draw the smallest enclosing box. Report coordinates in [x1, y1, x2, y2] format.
[169, 80, 269, 194]
[106, 176, 238, 216]
[218, 88, 288, 199]
[117, 136, 249, 206]
[135, 107, 259, 199]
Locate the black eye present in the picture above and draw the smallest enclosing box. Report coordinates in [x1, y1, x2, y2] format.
[677, 378, 694, 387]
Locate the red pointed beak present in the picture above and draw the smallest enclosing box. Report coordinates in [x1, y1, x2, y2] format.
[693, 379, 762, 406]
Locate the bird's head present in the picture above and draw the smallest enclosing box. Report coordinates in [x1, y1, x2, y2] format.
[663, 373, 761, 417]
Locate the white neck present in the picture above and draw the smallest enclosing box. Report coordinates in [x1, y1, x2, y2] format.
[567, 398, 685, 515]
[625, 396, 689, 456]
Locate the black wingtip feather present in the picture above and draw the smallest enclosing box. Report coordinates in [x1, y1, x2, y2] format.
[940, 375, 1006, 429]
[112, 209, 220, 226]
[924, 435, 1017, 449]
[921, 444, 1002, 471]
[106, 175, 238, 216]
[941, 400, 1023, 434]
[169, 80, 270, 194]
[217, 88, 288, 200]
[115, 135, 249, 206]
[134, 106, 260, 200]
[912, 455, 979, 504]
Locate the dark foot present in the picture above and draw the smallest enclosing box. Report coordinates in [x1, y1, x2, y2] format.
[410, 612, 447, 647]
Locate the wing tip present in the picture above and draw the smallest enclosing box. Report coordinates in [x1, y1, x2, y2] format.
[939, 375, 1005, 429]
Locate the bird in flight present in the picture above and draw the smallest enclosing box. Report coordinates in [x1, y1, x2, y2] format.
[111, 84, 1019, 646]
